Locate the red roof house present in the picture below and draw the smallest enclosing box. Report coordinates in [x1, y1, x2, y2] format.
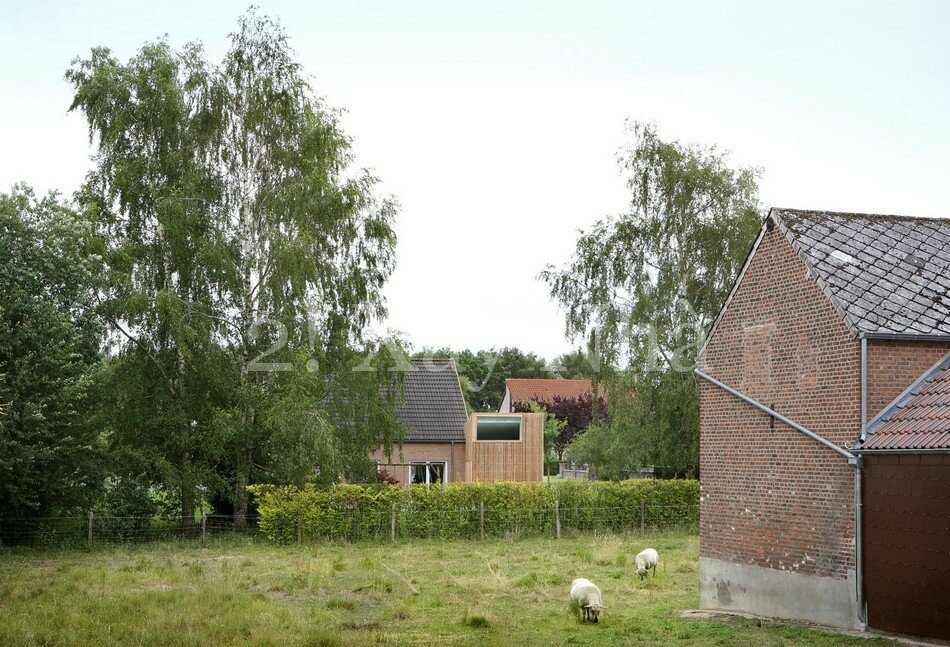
[498, 378, 602, 412]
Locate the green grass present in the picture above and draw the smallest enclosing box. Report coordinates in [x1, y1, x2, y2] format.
[0, 531, 893, 646]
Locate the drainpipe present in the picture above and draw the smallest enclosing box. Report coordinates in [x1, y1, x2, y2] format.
[450, 441, 455, 484]
[855, 335, 868, 629]
[695, 367, 866, 629]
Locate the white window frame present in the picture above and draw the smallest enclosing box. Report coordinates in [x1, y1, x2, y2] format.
[409, 461, 448, 485]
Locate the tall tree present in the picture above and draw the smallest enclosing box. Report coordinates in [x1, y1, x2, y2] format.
[208, 12, 400, 526]
[68, 39, 224, 527]
[543, 122, 761, 476]
[0, 186, 104, 521]
[68, 11, 403, 527]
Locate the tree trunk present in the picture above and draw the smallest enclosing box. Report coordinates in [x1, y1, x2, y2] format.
[233, 447, 252, 531]
[181, 450, 195, 536]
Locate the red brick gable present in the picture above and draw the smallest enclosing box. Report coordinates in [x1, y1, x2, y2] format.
[699, 222, 859, 579]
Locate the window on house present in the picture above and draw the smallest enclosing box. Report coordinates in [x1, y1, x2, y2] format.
[475, 416, 522, 441]
[410, 462, 446, 485]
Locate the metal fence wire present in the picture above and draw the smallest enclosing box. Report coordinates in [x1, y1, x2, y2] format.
[0, 503, 698, 549]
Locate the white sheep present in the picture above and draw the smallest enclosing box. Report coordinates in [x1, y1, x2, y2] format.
[635, 548, 658, 579]
[569, 577, 605, 623]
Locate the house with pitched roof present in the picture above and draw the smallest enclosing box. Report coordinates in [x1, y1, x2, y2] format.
[373, 359, 544, 484]
[697, 208, 950, 640]
[498, 378, 601, 412]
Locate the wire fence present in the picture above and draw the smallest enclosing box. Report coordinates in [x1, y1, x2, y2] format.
[0, 503, 698, 549]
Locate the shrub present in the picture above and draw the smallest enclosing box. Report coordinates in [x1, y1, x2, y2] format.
[250, 479, 699, 543]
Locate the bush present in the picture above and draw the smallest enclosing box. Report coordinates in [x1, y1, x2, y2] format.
[250, 479, 699, 543]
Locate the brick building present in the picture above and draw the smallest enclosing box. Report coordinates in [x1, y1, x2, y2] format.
[696, 208, 950, 638]
[372, 358, 469, 484]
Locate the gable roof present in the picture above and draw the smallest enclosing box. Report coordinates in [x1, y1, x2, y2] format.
[398, 359, 468, 442]
[701, 208, 950, 358]
[772, 208, 950, 338]
[861, 353, 950, 451]
[505, 378, 600, 405]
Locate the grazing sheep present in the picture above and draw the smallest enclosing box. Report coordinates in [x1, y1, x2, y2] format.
[635, 548, 658, 579]
[570, 578, 604, 623]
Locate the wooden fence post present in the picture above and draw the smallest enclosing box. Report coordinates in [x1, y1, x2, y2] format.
[390, 504, 397, 542]
[296, 509, 302, 546]
[87, 511, 93, 547]
[555, 499, 561, 540]
[479, 502, 485, 540]
[640, 500, 646, 532]
[200, 512, 207, 548]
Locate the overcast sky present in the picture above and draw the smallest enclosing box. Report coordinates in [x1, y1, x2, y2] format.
[2, 1, 948, 359]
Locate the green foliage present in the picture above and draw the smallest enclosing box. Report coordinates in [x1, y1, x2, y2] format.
[66, 10, 403, 523]
[413, 346, 551, 411]
[542, 123, 762, 476]
[251, 480, 699, 542]
[0, 186, 104, 520]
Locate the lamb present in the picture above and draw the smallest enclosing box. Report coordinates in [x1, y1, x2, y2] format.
[569, 578, 605, 623]
[635, 548, 658, 579]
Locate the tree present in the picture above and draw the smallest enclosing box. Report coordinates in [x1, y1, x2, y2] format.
[513, 393, 608, 460]
[67, 10, 403, 527]
[68, 37, 227, 527]
[0, 186, 104, 521]
[542, 123, 761, 477]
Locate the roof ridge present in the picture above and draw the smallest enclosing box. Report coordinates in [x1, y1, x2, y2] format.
[772, 207, 950, 223]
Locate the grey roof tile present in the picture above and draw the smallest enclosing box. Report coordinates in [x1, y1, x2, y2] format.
[773, 209, 950, 337]
[395, 359, 468, 442]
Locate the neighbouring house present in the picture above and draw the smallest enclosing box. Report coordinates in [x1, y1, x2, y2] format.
[498, 378, 601, 412]
[697, 208, 950, 639]
[373, 359, 545, 484]
[373, 358, 468, 485]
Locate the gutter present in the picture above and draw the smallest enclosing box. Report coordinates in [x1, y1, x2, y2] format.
[861, 331, 950, 341]
[695, 367, 866, 630]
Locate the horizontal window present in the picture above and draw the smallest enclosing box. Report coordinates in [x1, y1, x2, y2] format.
[475, 416, 521, 441]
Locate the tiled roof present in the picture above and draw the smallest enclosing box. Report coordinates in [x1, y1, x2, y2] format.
[506, 378, 600, 404]
[772, 209, 950, 337]
[862, 354, 950, 450]
[398, 359, 468, 442]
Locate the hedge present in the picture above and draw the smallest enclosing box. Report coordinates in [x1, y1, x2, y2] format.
[249, 479, 699, 543]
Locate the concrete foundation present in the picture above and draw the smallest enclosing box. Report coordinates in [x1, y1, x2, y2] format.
[699, 557, 861, 630]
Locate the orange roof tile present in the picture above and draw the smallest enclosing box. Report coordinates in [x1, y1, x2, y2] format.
[505, 378, 603, 404]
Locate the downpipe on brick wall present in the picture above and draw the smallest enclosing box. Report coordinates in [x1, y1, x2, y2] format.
[695, 367, 868, 630]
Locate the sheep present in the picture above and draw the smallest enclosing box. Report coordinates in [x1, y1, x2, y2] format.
[635, 548, 658, 579]
[569, 578, 605, 623]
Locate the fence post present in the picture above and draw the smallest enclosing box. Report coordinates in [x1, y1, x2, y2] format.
[390, 504, 397, 542]
[296, 509, 302, 546]
[87, 511, 94, 547]
[555, 499, 561, 540]
[640, 499, 646, 532]
[479, 502, 485, 540]
[200, 512, 207, 548]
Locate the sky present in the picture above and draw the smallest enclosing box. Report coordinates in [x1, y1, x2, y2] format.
[2, 1, 949, 360]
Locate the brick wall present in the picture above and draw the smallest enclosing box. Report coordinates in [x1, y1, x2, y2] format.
[867, 340, 950, 418]
[699, 223, 859, 579]
[372, 442, 466, 484]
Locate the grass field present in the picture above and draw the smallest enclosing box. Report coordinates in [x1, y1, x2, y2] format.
[0, 531, 894, 646]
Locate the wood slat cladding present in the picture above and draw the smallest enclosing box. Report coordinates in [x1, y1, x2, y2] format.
[464, 413, 544, 482]
[862, 454, 950, 639]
